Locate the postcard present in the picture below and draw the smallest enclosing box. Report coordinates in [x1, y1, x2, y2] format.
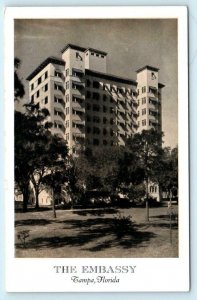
[4, 6, 189, 292]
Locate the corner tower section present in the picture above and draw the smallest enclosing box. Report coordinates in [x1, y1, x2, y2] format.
[61, 44, 86, 152]
[85, 47, 107, 73]
[26, 57, 66, 139]
[136, 65, 164, 133]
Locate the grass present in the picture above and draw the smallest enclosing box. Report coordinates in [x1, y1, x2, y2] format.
[15, 205, 178, 258]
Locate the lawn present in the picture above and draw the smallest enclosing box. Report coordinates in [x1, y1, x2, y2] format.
[15, 205, 178, 258]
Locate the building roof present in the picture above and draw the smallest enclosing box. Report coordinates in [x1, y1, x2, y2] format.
[26, 57, 65, 81]
[61, 43, 107, 56]
[136, 65, 160, 73]
[85, 47, 108, 56]
[85, 69, 137, 86]
[61, 43, 87, 53]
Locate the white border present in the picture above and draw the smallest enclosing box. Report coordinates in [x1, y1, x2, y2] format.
[4, 6, 189, 292]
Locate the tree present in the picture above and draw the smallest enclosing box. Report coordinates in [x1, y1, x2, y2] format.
[15, 102, 68, 212]
[15, 110, 40, 212]
[30, 132, 68, 210]
[14, 57, 25, 101]
[157, 146, 178, 199]
[75, 147, 121, 192]
[42, 159, 68, 218]
[126, 129, 164, 221]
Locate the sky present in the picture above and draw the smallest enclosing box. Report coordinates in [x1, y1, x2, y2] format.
[14, 19, 178, 148]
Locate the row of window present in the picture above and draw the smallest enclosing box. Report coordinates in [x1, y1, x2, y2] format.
[54, 109, 65, 120]
[138, 97, 160, 106]
[86, 115, 114, 125]
[150, 186, 158, 193]
[140, 119, 158, 127]
[54, 122, 65, 131]
[139, 108, 159, 116]
[86, 80, 137, 96]
[137, 86, 158, 95]
[54, 81, 84, 92]
[31, 71, 48, 91]
[86, 52, 105, 58]
[86, 103, 114, 113]
[31, 83, 48, 101]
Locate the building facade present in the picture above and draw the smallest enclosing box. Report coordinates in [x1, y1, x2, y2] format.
[27, 44, 164, 154]
[26, 44, 165, 203]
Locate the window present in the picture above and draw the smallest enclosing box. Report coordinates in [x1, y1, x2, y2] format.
[103, 140, 107, 145]
[110, 118, 114, 125]
[55, 70, 61, 77]
[110, 97, 114, 103]
[142, 97, 146, 104]
[66, 81, 69, 89]
[110, 107, 114, 114]
[86, 91, 91, 98]
[93, 116, 100, 123]
[110, 129, 114, 136]
[93, 104, 100, 112]
[96, 53, 99, 57]
[103, 128, 107, 135]
[44, 84, 48, 92]
[31, 95, 34, 102]
[72, 69, 83, 78]
[65, 120, 69, 128]
[38, 77, 41, 85]
[142, 108, 146, 115]
[86, 79, 91, 87]
[44, 96, 48, 104]
[44, 71, 48, 79]
[142, 86, 146, 93]
[137, 89, 139, 95]
[54, 83, 63, 91]
[117, 87, 123, 94]
[66, 69, 69, 77]
[66, 95, 69, 103]
[66, 107, 69, 115]
[103, 117, 107, 124]
[142, 119, 146, 126]
[36, 90, 40, 98]
[103, 94, 107, 101]
[150, 186, 157, 193]
[93, 127, 100, 134]
[101, 55, 104, 58]
[93, 92, 100, 100]
[93, 81, 100, 89]
[86, 115, 91, 122]
[86, 103, 91, 110]
[93, 139, 99, 145]
[66, 133, 69, 141]
[54, 97, 64, 106]
[87, 127, 91, 133]
[72, 82, 83, 90]
[103, 106, 107, 113]
[31, 83, 34, 91]
[91, 52, 94, 56]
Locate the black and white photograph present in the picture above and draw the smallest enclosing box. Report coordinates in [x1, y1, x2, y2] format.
[5, 6, 189, 292]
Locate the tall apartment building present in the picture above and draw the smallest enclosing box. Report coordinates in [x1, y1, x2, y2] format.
[26, 44, 164, 155]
